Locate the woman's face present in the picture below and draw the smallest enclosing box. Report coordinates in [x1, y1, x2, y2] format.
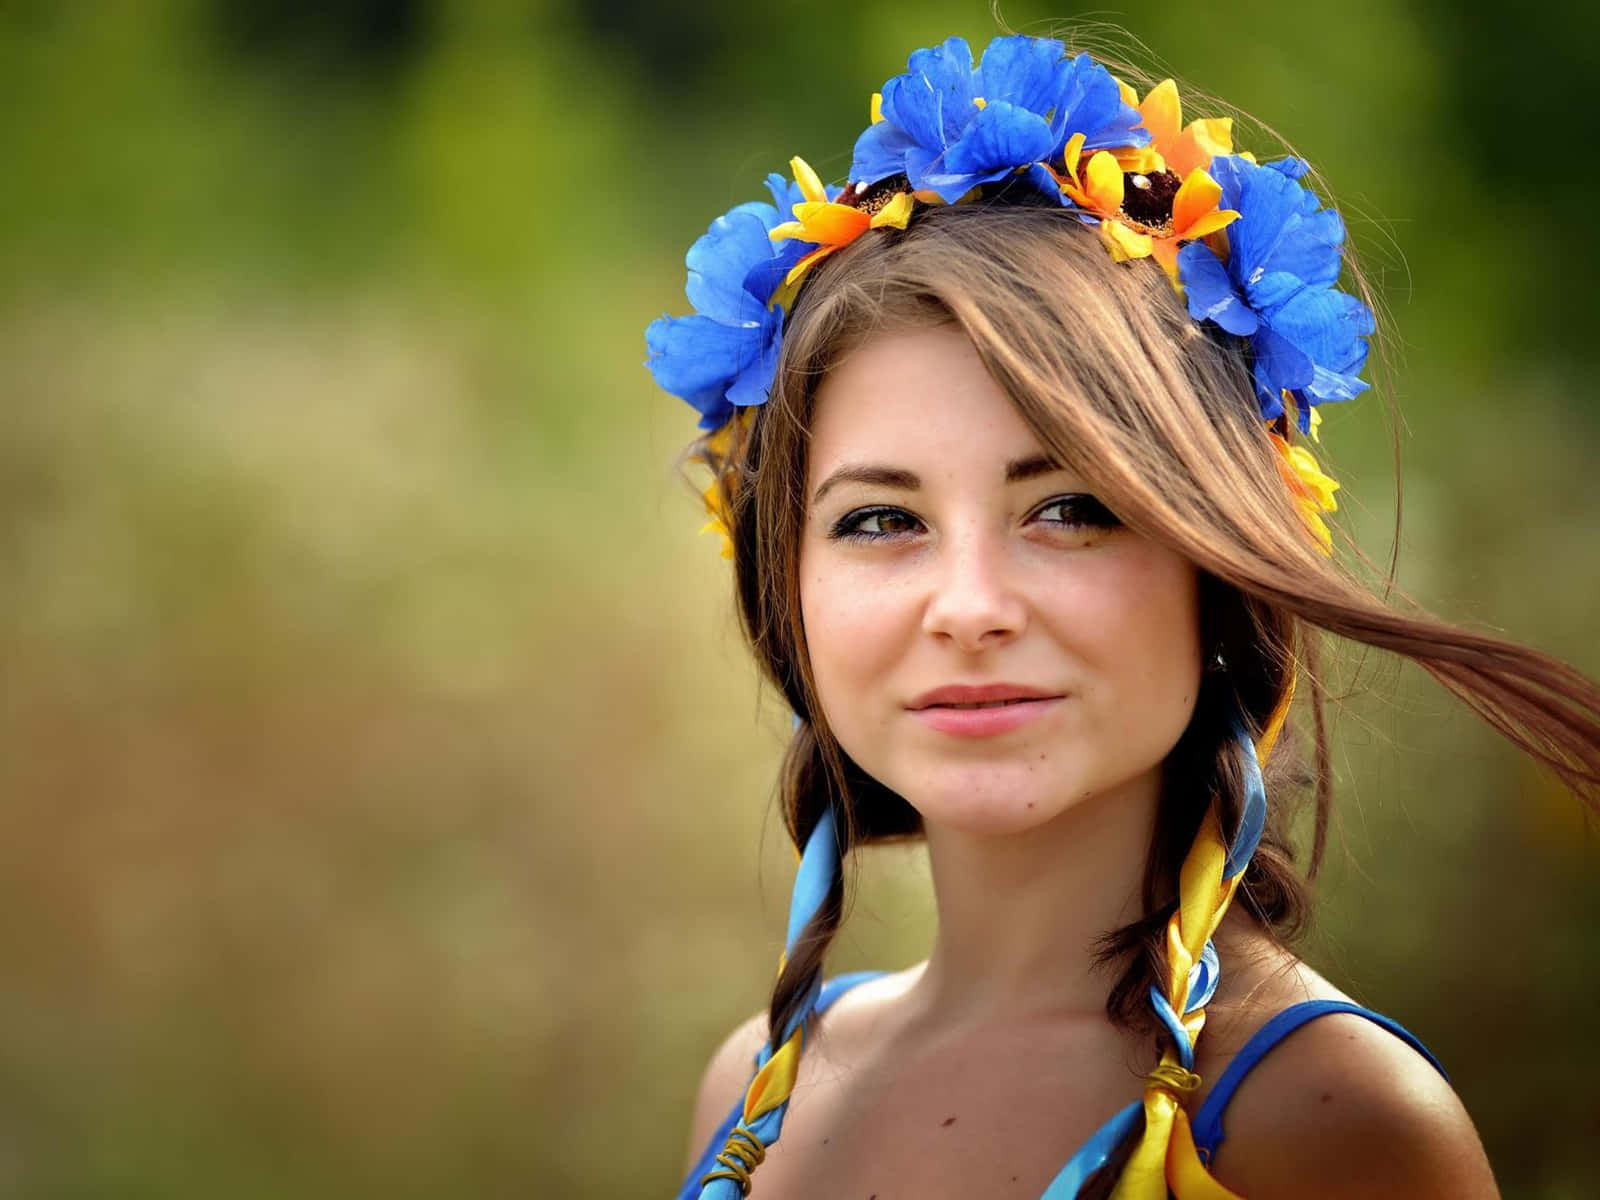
[798, 326, 1204, 836]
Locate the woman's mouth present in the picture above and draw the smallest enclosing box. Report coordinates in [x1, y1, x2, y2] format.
[907, 686, 1065, 737]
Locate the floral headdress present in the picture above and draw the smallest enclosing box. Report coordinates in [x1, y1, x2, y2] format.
[650, 34, 1362, 1200]
[646, 35, 1366, 557]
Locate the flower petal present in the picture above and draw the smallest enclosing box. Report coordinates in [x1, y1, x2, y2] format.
[785, 201, 870, 246]
[1151, 236, 1181, 279]
[1180, 208, 1239, 241]
[645, 313, 771, 428]
[1166, 117, 1233, 178]
[975, 33, 1068, 113]
[1137, 79, 1183, 150]
[1083, 149, 1125, 215]
[883, 36, 978, 148]
[1268, 285, 1374, 409]
[789, 156, 827, 205]
[1177, 241, 1258, 336]
[741, 241, 807, 308]
[1057, 51, 1150, 152]
[782, 244, 835, 289]
[1063, 132, 1085, 180]
[1170, 168, 1222, 235]
[1020, 162, 1073, 204]
[726, 319, 782, 409]
[1101, 218, 1152, 261]
[685, 206, 785, 325]
[869, 191, 916, 229]
[942, 100, 1058, 177]
[850, 118, 920, 185]
[1250, 325, 1316, 410]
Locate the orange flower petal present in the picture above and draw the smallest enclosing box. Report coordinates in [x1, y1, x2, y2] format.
[1165, 118, 1234, 178]
[1151, 236, 1181, 280]
[1171, 168, 1222, 233]
[1181, 208, 1239, 241]
[791, 201, 870, 245]
[1138, 79, 1183, 149]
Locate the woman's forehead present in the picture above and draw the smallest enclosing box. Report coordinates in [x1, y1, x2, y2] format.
[807, 327, 1076, 484]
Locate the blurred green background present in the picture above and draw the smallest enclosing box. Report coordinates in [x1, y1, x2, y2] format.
[1, 1, 1596, 1196]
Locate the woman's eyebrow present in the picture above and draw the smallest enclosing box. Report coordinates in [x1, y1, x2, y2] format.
[1005, 453, 1063, 483]
[811, 454, 1066, 505]
[811, 464, 919, 506]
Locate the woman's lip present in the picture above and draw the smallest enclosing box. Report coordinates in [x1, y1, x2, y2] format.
[909, 682, 1062, 708]
[909, 696, 1064, 738]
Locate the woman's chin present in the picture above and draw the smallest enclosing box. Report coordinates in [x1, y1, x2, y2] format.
[899, 773, 1085, 838]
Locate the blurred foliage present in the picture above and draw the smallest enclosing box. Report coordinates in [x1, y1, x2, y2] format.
[0, 0, 1595, 1196]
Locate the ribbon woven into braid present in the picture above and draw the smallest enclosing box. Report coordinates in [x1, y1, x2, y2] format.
[1109, 677, 1296, 1200]
[697, 806, 840, 1198]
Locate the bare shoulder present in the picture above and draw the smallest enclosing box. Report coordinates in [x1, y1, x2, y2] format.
[682, 967, 920, 1175]
[1207, 1006, 1500, 1199]
[683, 1006, 768, 1175]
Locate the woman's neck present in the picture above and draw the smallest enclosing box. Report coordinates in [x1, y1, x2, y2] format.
[908, 768, 1163, 1027]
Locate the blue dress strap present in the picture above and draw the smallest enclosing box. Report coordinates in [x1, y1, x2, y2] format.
[675, 971, 889, 1200]
[1189, 999, 1450, 1161]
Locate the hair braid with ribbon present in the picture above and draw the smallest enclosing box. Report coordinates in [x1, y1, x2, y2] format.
[1044, 674, 1297, 1200]
[696, 734, 847, 1199]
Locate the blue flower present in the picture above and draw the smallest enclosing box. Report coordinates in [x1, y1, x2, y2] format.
[645, 175, 831, 430]
[1176, 155, 1373, 429]
[850, 36, 1148, 205]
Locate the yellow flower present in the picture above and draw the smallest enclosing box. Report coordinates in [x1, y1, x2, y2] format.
[1054, 133, 1239, 279]
[1117, 78, 1236, 179]
[769, 156, 914, 292]
[692, 419, 744, 559]
[700, 479, 734, 559]
[1270, 430, 1340, 554]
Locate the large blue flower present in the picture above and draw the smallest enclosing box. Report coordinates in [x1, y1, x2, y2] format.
[645, 175, 831, 430]
[1177, 154, 1373, 429]
[850, 35, 1148, 205]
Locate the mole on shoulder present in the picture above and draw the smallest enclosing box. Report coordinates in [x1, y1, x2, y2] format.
[941, 1115, 957, 1126]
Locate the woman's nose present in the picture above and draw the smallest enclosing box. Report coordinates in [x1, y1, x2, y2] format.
[920, 527, 1027, 652]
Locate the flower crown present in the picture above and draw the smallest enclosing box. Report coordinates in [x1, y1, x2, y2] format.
[645, 34, 1367, 555]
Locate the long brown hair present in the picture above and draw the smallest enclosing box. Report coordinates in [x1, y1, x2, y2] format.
[689, 197, 1600, 1178]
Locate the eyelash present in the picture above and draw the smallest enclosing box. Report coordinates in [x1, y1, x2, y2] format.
[827, 495, 1121, 542]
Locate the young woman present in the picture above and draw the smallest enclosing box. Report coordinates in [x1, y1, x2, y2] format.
[644, 32, 1600, 1199]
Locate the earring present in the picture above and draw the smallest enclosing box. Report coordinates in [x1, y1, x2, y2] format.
[1206, 647, 1228, 673]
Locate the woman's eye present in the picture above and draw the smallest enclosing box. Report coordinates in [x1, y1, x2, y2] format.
[1031, 494, 1121, 530]
[828, 506, 924, 541]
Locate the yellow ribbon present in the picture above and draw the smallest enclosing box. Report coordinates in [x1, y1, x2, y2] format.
[1110, 672, 1296, 1200]
[701, 1126, 767, 1194]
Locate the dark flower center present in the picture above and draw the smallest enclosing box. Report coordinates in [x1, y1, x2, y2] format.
[841, 174, 912, 215]
[1119, 169, 1181, 233]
